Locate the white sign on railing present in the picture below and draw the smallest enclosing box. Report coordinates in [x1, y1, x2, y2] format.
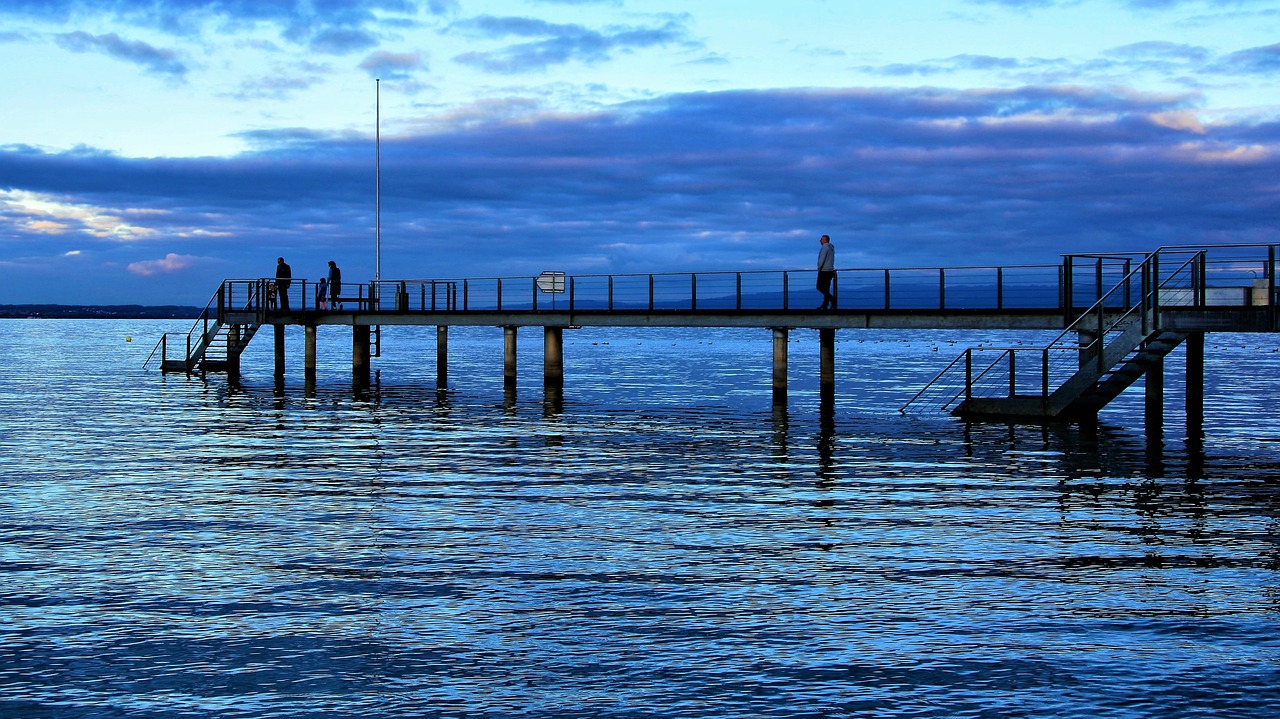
[536, 271, 566, 294]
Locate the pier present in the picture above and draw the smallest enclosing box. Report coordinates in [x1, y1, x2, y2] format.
[148, 244, 1279, 430]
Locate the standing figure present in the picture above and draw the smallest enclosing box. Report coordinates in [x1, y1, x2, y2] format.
[816, 234, 836, 310]
[316, 277, 328, 310]
[275, 257, 292, 310]
[327, 260, 342, 310]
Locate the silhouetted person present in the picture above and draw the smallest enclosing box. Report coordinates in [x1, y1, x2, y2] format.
[816, 234, 836, 310]
[275, 257, 292, 310]
[327, 260, 342, 310]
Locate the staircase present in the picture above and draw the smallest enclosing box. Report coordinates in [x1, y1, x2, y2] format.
[144, 281, 266, 374]
[902, 248, 1207, 421]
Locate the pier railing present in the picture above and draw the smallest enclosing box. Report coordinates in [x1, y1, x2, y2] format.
[902, 243, 1279, 415]
[215, 264, 1071, 315]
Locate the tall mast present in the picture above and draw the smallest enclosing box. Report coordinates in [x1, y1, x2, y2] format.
[375, 78, 381, 283]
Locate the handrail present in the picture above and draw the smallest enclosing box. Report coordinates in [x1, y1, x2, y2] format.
[144, 285, 224, 370]
[900, 246, 1214, 414]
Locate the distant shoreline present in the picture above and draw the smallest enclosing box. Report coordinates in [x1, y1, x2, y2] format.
[0, 305, 202, 319]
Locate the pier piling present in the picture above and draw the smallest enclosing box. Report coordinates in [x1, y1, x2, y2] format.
[436, 326, 448, 389]
[772, 327, 788, 405]
[819, 328, 835, 395]
[504, 326, 518, 391]
[353, 325, 371, 388]
[544, 326, 564, 393]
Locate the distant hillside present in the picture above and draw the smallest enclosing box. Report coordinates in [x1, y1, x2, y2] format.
[0, 305, 202, 319]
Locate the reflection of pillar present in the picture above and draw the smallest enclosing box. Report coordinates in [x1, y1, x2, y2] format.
[436, 325, 448, 389]
[772, 327, 788, 406]
[544, 326, 564, 393]
[504, 326, 518, 390]
[1145, 352, 1164, 435]
[1185, 332, 1204, 436]
[819, 328, 835, 396]
[304, 325, 317, 386]
[353, 325, 371, 388]
[273, 324, 286, 379]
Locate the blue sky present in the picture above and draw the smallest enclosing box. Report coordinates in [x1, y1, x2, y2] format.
[1, 0, 1277, 305]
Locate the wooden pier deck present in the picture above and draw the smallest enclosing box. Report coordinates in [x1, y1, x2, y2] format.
[147, 243, 1279, 428]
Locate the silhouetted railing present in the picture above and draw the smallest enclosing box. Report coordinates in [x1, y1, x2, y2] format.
[217, 264, 1077, 315]
[902, 243, 1280, 415]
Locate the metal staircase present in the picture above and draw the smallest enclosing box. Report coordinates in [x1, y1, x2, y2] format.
[144, 282, 266, 374]
[902, 248, 1207, 421]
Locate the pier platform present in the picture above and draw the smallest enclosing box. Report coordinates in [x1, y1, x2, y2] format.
[147, 243, 1279, 430]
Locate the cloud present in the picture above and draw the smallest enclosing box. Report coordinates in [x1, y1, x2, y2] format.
[359, 50, 426, 79]
[449, 14, 694, 73]
[1, 86, 1277, 304]
[128, 252, 200, 276]
[54, 31, 187, 77]
[309, 27, 380, 55]
[1213, 43, 1280, 74]
[4, 1, 423, 50]
[0, 188, 160, 240]
[862, 39, 1280, 89]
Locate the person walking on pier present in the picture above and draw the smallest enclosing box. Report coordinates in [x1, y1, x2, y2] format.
[275, 257, 292, 310]
[316, 277, 328, 310]
[816, 234, 836, 310]
[327, 260, 342, 310]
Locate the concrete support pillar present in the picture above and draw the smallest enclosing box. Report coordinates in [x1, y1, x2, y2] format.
[304, 325, 317, 387]
[544, 326, 564, 393]
[1145, 352, 1164, 435]
[771, 327, 788, 405]
[353, 324, 371, 389]
[1185, 332, 1205, 437]
[436, 325, 448, 389]
[504, 326, 518, 390]
[227, 324, 242, 385]
[819, 328, 836, 396]
[273, 324, 286, 379]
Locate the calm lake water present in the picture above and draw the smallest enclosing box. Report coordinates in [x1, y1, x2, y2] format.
[2, 319, 1278, 718]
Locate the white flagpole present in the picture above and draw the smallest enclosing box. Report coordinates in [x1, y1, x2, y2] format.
[375, 78, 381, 283]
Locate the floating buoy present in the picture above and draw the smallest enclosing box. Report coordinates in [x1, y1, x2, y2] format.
[126, 337, 132, 342]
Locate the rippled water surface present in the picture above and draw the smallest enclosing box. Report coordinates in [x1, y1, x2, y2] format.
[2, 319, 1279, 718]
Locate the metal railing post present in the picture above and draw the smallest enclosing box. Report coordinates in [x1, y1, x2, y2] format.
[939, 268, 946, 310]
[1096, 305, 1105, 373]
[1042, 349, 1049, 401]
[1095, 258, 1103, 307]
[648, 275, 654, 311]
[1197, 251, 1207, 307]
[782, 272, 789, 310]
[570, 276, 576, 312]
[608, 276, 614, 311]
[1141, 260, 1150, 335]
[691, 274, 697, 311]
[1151, 253, 1160, 330]
[884, 269, 891, 310]
[497, 278, 503, 311]
[1062, 255, 1072, 323]
[532, 277, 538, 311]
[964, 349, 973, 403]
[1008, 350, 1016, 397]
[997, 267, 1004, 310]
[1270, 245, 1277, 327]
[736, 273, 742, 310]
